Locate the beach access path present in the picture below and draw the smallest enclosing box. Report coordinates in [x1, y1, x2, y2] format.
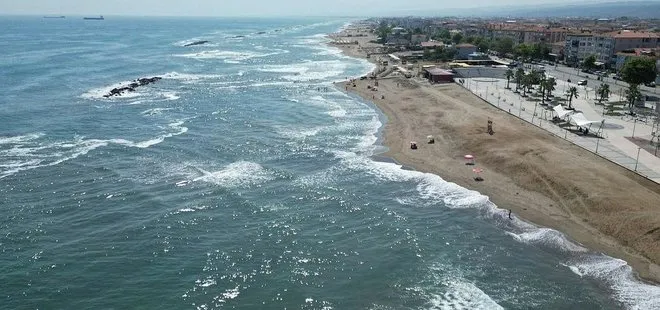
[329, 27, 660, 284]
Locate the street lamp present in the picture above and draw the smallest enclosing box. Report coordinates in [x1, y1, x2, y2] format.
[634, 147, 642, 172]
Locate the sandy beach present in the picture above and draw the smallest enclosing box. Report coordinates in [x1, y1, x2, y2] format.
[330, 27, 660, 283]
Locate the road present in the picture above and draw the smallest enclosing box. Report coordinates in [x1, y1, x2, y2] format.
[545, 65, 658, 100]
[491, 56, 659, 99]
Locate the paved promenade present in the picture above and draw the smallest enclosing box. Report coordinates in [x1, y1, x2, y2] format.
[461, 77, 660, 183]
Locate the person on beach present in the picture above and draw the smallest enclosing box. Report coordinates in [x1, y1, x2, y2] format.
[508, 210, 513, 220]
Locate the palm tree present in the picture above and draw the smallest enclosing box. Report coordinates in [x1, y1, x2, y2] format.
[545, 77, 556, 100]
[597, 83, 610, 105]
[566, 86, 579, 109]
[514, 68, 525, 92]
[521, 74, 533, 96]
[539, 77, 547, 105]
[505, 69, 514, 89]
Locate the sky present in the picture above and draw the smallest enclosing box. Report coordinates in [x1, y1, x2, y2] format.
[0, 0, 637, 17]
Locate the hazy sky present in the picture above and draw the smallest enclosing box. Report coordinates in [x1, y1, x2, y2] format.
[0, 0, 621, 17]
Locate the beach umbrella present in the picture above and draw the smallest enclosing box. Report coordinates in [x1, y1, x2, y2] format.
[464, 154, 475, 165]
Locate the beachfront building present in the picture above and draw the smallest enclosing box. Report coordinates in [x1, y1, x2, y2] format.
[455, 43, 477, 59]
[422, 67, 455, 83]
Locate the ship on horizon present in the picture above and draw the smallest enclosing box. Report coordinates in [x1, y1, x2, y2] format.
[83, 15, 104, 20]
[43, 16, 65, 19]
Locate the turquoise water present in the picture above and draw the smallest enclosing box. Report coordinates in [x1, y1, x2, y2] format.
[1, 16, 658, 309]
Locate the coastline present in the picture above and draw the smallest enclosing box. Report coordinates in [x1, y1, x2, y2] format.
[328, 25, 660, 285]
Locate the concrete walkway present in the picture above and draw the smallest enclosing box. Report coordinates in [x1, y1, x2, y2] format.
[462, 77, 660, 183]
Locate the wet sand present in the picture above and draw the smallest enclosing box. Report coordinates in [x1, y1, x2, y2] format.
[330, 28, 660, 283]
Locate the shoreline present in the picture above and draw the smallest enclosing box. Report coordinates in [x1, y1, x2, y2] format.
[327, 25, 660, 285]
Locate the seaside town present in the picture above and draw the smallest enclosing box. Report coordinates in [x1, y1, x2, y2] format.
[330, 15, 660, 283]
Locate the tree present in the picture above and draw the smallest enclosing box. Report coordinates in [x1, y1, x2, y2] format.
[539, 77, 547, 105]
[597, 83, 610, 105]
[515, 68, 525, 91]
[544, 77, 557, 102]
[505, 69, 514, 89]
[521, 74, 534, 96]
[494, 37, 514, 55]
[439, 29, 451, 40]
[566, 86, 579, 109]
[413, 27, 423, 34]
[452, 33, 463, 45]
[625, 84, 642, 109]
[582, 55, 597, 71]
[620, 57, 657, 86]
[477, 40, 490, 53]
[514, 43, 533, 59]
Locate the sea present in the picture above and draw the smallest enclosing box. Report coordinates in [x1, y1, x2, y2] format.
[1, 16, 659, 310]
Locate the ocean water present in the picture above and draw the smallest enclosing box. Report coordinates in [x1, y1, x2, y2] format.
[1, 16, 658, 310]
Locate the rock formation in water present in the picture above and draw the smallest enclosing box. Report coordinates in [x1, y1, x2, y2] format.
[103, 77, 162, 98]
[183, 40, 209, 47]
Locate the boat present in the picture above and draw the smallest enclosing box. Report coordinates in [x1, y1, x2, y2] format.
[83, 15, 104, 20]
[44, 16, 65, 19]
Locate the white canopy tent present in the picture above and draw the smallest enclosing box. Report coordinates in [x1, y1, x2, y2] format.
[553, 105, 574, 119]
[569, 113, 604, 128]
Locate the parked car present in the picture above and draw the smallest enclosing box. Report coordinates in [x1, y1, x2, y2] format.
[612, 74, 621, 80]
[645, 82, 656, 88]
[578, 80, 588, 86]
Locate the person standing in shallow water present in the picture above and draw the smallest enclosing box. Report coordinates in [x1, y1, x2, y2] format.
[508, 210, 513, 220]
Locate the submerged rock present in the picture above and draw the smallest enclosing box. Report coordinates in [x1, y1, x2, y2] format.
[183, 40, 209, 47]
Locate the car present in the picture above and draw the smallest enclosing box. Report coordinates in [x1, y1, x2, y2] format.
[578, 80, 588, 86]
[645, 82, 656, 88]
[612, 75, 621, 80]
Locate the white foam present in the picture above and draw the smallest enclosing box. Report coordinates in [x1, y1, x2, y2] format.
[505, 228, 588, 253]
[275, 126, 322, 140]
[161, 71, 225, 81]
[0, 133, 44, 145]
[141, 108, 174, 116]
[0, 121, 188, 179]
[175, 49, 284, 63]
[327, 108, 347, 118]
[192, 161, 275, 188]
[565, 256, 660, 309]
[427, 278, 504, 310]
[258, 60, 348, 82]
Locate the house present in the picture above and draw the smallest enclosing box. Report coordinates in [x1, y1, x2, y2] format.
[411, 34, 427, 45]
[615, 48, 660, 71]
[421, 40, 445, 48]
[455, 43, 477, 59]
[423, 67, 455, 83]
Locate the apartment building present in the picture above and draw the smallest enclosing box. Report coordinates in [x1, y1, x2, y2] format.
[564, 31, 659, 67]
[485, 23, 569, 45]
[610, 31, 660, 52]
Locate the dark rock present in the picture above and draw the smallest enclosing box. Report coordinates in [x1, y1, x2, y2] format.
[103, 76, 162, 97]
[183, 40, 209, 47]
